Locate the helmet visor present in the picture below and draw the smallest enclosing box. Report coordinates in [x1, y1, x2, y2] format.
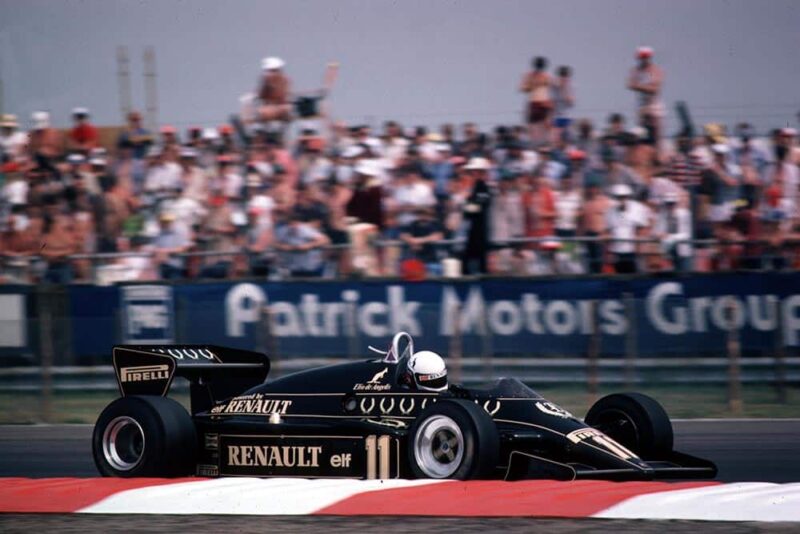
[415, 370, 448, 391]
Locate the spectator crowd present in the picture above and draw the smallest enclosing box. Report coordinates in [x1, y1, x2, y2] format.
[1, 48, 800, 284]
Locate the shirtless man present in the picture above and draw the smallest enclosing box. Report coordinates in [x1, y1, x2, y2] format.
[627, 47, 664, 146]
[258, 57, 292, 123]
[520, 56, 553, 147]
[580, 181, 611, 274]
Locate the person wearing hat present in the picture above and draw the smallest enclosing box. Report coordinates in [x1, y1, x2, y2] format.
[258, 56, 291, 123]
[0, 114, 27, 160]
[116, 111, 153, 160]
[627, 46, 664, 144]
[68, 107, 99, 152]
[346, 159, 384, 229]
[461, 157, 493, 274]
[177, 147, 207, 203]
[606, 183, 649, 273]
[27, 111, 63, 171]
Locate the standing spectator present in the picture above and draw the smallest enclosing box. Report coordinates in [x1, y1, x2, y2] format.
[653, 192, 692, 271]
[606, 184, 649, 273]
[580, 179, 611, 273]
[553, 171, 581, 239]
[153, 212, 189, 279]
[116, 111, 153, 161]
[765, 131, 799, 223]
[627, 47, 664, 145]
[27, 112, 62, 173]
[346, 160, 384, 229]
[461, 157, 492, 274]
[733, 123, 768, 208]
[40, 211, 78, 284]
[0, 115, 27, 160]
[520, 56, 553, 146]
[424, 143, 456, 218]
[274, 212, 331, 277]
[551, 66, 575, 143]
[258, 56, 291, 123]
[68, 108, 99, 152]
[701, 144, 741, 235]
[523, 167, 556, 240]
[491, 172, 525, 272]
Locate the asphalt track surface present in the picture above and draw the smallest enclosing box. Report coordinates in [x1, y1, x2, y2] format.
[1, 420, 799, 532]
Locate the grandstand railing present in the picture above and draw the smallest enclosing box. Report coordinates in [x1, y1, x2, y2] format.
[1, 236, 799, 284]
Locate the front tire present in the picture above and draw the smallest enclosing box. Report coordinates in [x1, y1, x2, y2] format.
[407, 399, 499, 480]
[92, 396, 196, 477]
[585, 392, 673, 458]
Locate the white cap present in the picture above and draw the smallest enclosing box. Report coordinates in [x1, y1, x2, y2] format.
[342, 145, 364, 159]
[780, 127, 798, 137]
[463, 157, 491, 171]
[611, 183, 633, 197]
[636, 46, 654, 58]
[31, 111, 50, 129]
[66, 154, 86, 164]
[72, 107, 90, 117]
[354, 159, 380, 177]
[89, 157, 107, 167]
[435, 143, 452, 152]
[90, 147, 107, 157]
[252, 161, 274, 177]
[230, 211, 248, 226]
[202, 127, 220, 141]
[711, 143, 730, 155]
[629, 126, 648, 139]
[261, 56, 285, 71]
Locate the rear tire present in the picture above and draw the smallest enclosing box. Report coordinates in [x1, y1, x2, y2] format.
[407, 399, 499, 480]
[585, 392, 673, 458]
[92, 396, 196, 477]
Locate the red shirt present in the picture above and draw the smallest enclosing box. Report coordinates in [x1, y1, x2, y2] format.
[70, 123, 99, 148]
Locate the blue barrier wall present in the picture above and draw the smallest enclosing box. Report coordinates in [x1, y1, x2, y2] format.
[66, 273, 800, 362]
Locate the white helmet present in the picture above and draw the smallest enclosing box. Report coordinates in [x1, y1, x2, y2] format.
[408, 351, 448, 392]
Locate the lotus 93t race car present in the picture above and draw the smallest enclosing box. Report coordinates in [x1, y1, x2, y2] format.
[94, 332, 716, 481]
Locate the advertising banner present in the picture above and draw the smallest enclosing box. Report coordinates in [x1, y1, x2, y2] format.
[67, 273, 800, 360]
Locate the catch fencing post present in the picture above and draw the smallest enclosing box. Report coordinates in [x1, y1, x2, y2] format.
[623, 292, 637, 389]
[37, 287, 54, 423]
[725, 297, 743, 415]
[448, 301, 462, 384]
[587, 300, 600, 402]
[773, 297, 787, 403]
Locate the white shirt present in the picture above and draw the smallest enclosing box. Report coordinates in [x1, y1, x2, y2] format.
[606, 200, 649, 253]
[247, 194, 276, 228]
[393, 181, 436, 226]
[554, 189, 582, 231]
[0, 131, 28, 159]
[223, 171, 244, 199]
[145, 162, 182, 193]
[2, 179, 28, 205]
[654, 206, 692, 257]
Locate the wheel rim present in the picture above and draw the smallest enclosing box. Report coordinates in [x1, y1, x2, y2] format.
[102, 416, 145, 471]
[413, 415, 464, 478]
[591, 409, 640, 450]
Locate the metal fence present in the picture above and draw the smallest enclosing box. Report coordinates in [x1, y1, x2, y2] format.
[2, 236, 800, 285]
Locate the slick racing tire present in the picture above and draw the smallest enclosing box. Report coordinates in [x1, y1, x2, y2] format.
[585, 392, 673, 458]
[93, 395, 197, 477]
[407, 399, 499, 480]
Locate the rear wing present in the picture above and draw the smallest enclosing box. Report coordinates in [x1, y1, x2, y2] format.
[112, 345, 270, 414]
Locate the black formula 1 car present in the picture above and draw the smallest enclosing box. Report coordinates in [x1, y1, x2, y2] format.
[93, 332, 717, 481]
